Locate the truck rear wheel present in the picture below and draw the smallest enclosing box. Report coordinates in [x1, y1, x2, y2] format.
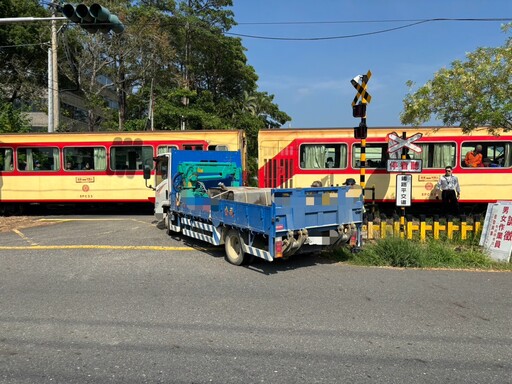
[225, 229, 246, 265]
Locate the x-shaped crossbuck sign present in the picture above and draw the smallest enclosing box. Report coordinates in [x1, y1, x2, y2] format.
[387, 132, 423, 153]
[351, 70, 372, 106]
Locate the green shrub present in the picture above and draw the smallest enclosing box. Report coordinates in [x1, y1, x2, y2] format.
[329, 238, 512, 270]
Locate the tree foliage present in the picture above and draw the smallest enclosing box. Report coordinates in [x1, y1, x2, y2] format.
[0, 0, 49, 109]
[0, 100, 31, 133]
[401, 25, 512, 133]
[0, 0, 290, 162]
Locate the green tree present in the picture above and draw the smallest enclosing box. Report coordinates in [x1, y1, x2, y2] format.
[0, 100, 31, 133]
[401, 25, 512, 133]
[149, 0, 290, 145]
[59, 1, 177, 131]
[0, 0, 49, 111]
[1, 0, 291, 142]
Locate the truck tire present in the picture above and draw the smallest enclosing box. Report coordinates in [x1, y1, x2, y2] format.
[225, 229, 246, 265]
[165, 214, 172, 236]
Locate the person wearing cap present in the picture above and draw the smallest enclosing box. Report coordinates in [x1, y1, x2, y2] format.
[34, 160, 41, 170]
[436, 166, 460, 215]
[343, 178, 356, 187]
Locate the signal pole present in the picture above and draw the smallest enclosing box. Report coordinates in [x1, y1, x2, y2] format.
[351, 70, 372, 189]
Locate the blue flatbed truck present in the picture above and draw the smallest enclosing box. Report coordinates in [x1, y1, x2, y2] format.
[144, 149, 364, 265]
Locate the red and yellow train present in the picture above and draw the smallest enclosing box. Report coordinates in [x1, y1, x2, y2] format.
[1, 126, 511, 214]
[258, 126, 512, 209]
[0, 130, 245, 214]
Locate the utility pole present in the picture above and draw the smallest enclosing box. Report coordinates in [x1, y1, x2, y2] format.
[50, 1, 60, 132]
[48, 48, 54, 132]
[181, 0, 191, 131]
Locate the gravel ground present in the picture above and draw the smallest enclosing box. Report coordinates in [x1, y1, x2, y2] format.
[0, 216, 55, 233]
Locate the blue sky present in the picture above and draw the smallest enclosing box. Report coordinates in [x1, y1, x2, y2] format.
[229, 0, 511, 128]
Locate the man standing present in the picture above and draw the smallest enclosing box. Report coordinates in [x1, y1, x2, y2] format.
[436, 166, 460, 215]
[464, 145, 483, 167]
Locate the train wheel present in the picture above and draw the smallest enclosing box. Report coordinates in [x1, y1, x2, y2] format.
[224, 229, 246, 265]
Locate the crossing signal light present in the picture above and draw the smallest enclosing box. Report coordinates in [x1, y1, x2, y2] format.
[62, 3, 124, 34]
[352, 103, 366, 118]
[354, 123, 367, 139]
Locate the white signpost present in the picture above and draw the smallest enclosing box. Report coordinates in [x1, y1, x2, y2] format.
[387, 132, 423, 208]
[479, 201, 512, 262]
[396, 174, 412, 207]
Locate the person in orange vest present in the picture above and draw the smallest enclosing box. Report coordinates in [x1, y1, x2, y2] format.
[464, 145, 483, 167]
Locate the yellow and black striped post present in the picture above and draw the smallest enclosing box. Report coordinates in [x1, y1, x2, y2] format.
[351, 70, 372, 189]
[359, 130, 366, 188]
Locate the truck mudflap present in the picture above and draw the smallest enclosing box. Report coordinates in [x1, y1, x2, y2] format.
[241, 242, 273, 262]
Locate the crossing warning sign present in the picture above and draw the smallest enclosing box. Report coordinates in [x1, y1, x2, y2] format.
[351, 70, 372, 106]
[387, 131, 423, 154]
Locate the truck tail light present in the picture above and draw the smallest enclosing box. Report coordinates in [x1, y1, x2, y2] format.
[275, 239, 283, 258]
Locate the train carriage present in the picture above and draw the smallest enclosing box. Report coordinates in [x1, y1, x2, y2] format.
[0, 130, 245, 213]
[258, 127, 512, 210]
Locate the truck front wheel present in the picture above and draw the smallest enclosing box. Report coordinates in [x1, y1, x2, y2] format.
[225, 229, 246, 265]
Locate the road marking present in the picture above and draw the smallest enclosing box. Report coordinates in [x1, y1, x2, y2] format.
[12, 229, 38, 246]
[39, 218, 153, 225]
[0, 245, 202, 251]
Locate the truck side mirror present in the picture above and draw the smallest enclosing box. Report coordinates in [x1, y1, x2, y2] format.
[143, 165, 155, 190]
[143, 165, 151, 180]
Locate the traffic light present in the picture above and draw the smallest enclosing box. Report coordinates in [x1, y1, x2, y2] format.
[354, 122, 367, 139]
[62, 3, 124, 34]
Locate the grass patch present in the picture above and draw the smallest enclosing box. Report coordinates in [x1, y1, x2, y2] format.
[327, 237, 512, 271]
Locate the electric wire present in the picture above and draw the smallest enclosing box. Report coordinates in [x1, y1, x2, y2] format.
[0, 16, 510, 48]
[227, 18, 512, 41]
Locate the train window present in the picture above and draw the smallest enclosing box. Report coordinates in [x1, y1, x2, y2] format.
[0, 148, 14, 171]
[461, 142, 512, 167]
[158, 145, 178, 155]
[110, 145, 153, 171]
[413, 143, 456, 168]
[184, 145, 204, 150]
[17, 147, 59, 171]
[352, 144, 388, 168]
[299, 144, 347, 169]
[208, 145, 229, 151]
[63, 147, 106, 171]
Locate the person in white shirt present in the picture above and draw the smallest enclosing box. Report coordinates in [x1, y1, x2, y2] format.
[436, 166, 460, 215]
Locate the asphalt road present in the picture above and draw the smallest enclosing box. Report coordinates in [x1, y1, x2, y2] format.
[0, 215, 511, 383]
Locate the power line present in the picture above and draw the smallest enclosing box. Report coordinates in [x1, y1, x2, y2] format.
[227, 17, 512, 41]
[227, 20, 430, 41]
[0, 42, 49, 49]
[236, 17, 512, 26]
